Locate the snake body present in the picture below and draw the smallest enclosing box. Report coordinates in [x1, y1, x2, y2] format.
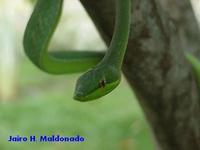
[24, 0, 131, 101]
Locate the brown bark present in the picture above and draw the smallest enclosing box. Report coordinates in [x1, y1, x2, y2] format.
[80, 0, 200, 150]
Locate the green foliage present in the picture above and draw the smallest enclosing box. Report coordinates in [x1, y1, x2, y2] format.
[0, 59, 155, 150]
[185, 53, 200, 88]
[27, 0, 36, 4]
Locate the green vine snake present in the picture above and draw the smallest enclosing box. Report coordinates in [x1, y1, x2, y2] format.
[23, 0, 131, 101]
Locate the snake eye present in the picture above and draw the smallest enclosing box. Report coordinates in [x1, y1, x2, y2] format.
[99, 80, 106, 88]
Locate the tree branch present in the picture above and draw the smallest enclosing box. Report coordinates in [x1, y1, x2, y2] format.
[80, 0, 200, 149]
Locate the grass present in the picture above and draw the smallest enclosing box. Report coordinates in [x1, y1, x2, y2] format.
[0, 58, 155, 150]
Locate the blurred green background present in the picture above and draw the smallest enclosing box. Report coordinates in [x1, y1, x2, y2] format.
[0, 0, 156, 149]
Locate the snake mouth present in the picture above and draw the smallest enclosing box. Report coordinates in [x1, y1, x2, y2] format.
[73, 92, 86, 101]
[73, 79, 120, 102]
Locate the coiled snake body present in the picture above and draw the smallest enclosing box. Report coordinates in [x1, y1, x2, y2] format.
[23, 0, 131, 101]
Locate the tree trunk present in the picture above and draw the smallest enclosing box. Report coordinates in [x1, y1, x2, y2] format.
[80, 0, 200, 150]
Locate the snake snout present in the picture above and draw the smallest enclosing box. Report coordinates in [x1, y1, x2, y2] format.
[73, 91, 85, 101]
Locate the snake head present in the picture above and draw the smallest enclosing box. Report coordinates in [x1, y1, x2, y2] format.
[74, 65, 121, 102]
